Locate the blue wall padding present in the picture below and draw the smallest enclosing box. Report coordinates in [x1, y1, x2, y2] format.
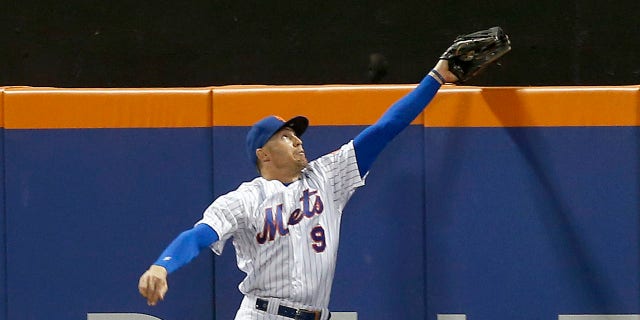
[424, 127, 639, 320]
[0, 125, 638, 320]
[0, 128, 5, 320]
[3, 128, 215, 320]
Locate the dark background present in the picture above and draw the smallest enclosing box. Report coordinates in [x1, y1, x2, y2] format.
[1, 1, 639, 87]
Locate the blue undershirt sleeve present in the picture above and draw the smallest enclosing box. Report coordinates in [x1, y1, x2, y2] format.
[153, 223, 219, 274]
[354, 74, 442, 176]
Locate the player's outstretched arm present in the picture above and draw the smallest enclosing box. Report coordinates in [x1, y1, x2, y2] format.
[138, 223, 219, 306]
[353, 59, 457, 176]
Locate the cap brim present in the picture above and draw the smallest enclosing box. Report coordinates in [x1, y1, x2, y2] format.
[280, 116, 309, 137]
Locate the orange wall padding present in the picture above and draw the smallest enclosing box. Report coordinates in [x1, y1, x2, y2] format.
[2, 85, 639, 129]
[1, 88, 4, 128]
[212, 84, 418, 126]
[3, 88, 212, 129]
[426, 86, 640, 127]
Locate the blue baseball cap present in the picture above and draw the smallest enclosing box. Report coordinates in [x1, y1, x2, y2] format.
[246, 115, 309, 166]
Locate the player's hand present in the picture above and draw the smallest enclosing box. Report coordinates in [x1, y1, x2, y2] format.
[433, 59, 459, 83]
[138, 265, 168, 306]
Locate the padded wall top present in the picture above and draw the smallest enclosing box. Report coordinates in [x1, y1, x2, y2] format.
[3, 88, 212, 129]
[0, 88, 4, 128]
[212, 84, 418, 126]
[425, 86, 640, 127]
[3, 85, 639, 129]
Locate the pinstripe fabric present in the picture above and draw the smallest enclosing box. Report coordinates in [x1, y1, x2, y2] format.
[197, 141, 364, 319]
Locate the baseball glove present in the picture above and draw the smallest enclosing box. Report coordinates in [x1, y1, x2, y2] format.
[440, 26, 511, 83]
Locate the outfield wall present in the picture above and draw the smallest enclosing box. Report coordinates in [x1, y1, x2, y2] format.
[0, 84, 638, 320]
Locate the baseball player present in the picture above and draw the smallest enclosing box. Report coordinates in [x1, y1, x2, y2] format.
[138, 59, 458, 320]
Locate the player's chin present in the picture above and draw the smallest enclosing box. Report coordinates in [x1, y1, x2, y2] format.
[296, 157, 308, 169]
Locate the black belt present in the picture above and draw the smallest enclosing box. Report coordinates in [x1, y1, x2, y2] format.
[255, 298, 325, 320]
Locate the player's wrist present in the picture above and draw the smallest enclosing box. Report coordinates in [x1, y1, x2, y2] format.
[149, 264, 168, 276]
[429, 69, 446, 85]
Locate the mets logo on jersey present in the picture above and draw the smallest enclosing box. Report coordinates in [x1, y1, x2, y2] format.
[256, 188, 325, 249]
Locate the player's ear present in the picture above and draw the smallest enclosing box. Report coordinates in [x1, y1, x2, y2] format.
[256, 148, 269, 163]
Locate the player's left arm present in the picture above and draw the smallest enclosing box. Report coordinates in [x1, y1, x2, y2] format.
[353, 60, 456, 176]
[152, 223, 219, 273]
[138, 224, 219, 305]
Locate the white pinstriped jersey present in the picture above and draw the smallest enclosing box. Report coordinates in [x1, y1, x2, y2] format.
[197, 141, 365, 313]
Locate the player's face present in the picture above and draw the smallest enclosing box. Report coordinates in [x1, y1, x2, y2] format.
[262, 127, 308, 171]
